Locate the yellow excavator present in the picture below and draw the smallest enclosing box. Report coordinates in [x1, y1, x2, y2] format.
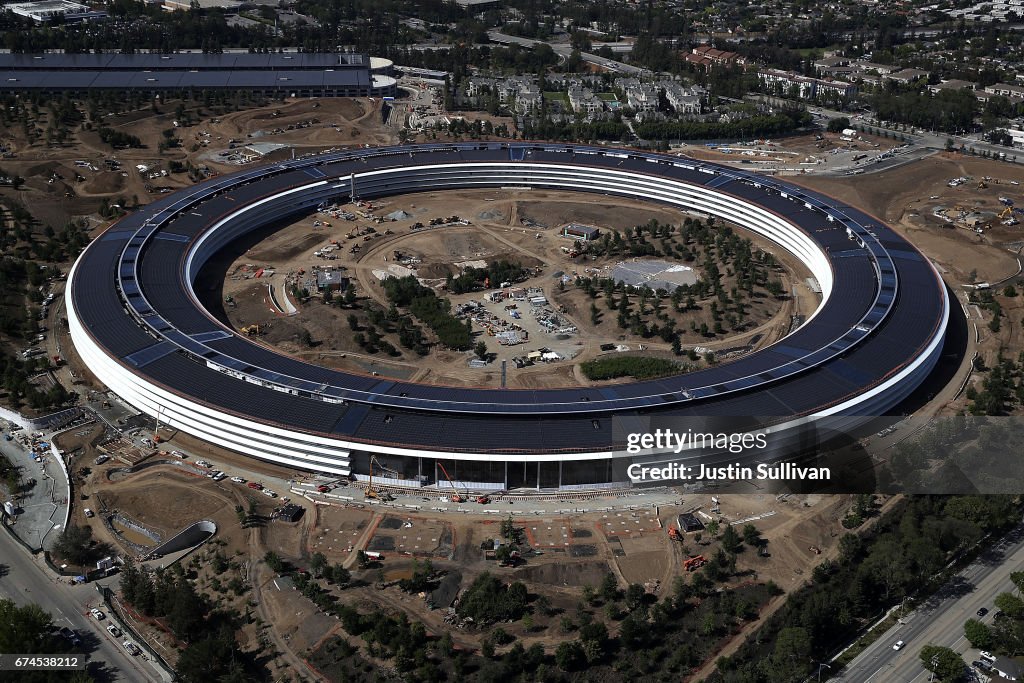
[241, 323, 260, 336]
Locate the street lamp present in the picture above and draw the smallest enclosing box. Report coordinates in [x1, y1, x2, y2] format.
[813, 661, 831, 682]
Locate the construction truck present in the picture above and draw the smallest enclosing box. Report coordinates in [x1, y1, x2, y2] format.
[668, 526, 683, 542]
[684, 555, 707, 571]
[437, 462, 464, 503]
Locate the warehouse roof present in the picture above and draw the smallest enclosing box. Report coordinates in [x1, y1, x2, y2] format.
[0, 52, 367, 71]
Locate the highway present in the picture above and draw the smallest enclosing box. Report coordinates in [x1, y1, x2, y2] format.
[836, 524, 1024, 682]
[0, 530, 163, 682]
[487, 31, 649, 75]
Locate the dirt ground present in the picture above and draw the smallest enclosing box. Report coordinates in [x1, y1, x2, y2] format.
[244, 490, 854, 668]
[797, 153, 1024, 285]
[209, 188, 811, 389]
[0, 96, 396, 237]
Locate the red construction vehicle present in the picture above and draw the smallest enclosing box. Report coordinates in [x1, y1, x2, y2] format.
[684, 555, 707, 571]
[668, 526, 683, 541]
[317, 485, 331, 493]
[436, 462, 464, 503]
[476, 496, 490, 504]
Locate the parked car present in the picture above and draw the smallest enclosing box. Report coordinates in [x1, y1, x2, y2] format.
[212, 472, 226, 481]
[317, 485, 331, 493]
[977, 607, 989, 617]
[230, 476, 246, 484]
[262, 489, 277, 498]
[84, 508, 94, 518]
[58, 627, 81, 647]
[90, 608, 105, 620]
[94, 455, 109, 465]
[980, 651, 996, 663]
[170, 450, 186, 459]
[122, 640, 139, 656]
[247, 482, 263, 490]
[106, 624, 121, 638]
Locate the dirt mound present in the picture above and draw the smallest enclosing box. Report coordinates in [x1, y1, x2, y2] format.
[418, 263, 456, 278]
[82, 172, 125, 195]
[249, 232, 324, 262]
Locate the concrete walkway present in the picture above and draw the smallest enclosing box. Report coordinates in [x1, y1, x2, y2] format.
[0, 424, 70, 551]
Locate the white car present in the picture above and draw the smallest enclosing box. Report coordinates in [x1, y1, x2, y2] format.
[262, 489, 277, 498]
[170, 450, 186, 459]
[90, 608, 105, 620]
[195, 460, 212, 468]
[84, 508, 94, 518]
[212, 472, 226, 481]
[893, 640, 905, 651]
[123, 640, 139, 656]
[230, 476, 246, 484]
[106, 624, 121, 638]
[980, 651, 996, 662]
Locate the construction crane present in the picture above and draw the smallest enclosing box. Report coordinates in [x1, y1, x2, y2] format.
[436, 462, 464, 503]
[365, 455, 393, 501]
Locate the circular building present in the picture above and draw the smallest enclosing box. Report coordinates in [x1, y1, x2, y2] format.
[68, 143, 949, 491]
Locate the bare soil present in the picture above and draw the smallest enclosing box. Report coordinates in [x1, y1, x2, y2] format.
[211, 188, 809, 389]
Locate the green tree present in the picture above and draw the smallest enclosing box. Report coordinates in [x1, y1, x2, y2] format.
[995, 591, 1024, 619]
[919, 645, 965, 681]
[964, 618, 994, 649]
[1010, 571, 1024, 594]
[52, 524, 98, 566]
[827, 116, 851, 133]
[599, 572, 619, 602]
[310, 552, 328, 577]
[263, 551, 284, 573]
[329, 564, 351, 585]
[474, 341, 488, 360]
[555, 641, 585, 671]
[721, 524, 741, 553]
[768, 627, 812, 681]
[0, 598, 58, 653]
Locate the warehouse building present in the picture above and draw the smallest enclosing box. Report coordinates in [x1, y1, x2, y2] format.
[562, 223, 601, 241]
[7, 0, 106, 22]
[0, 52, 397, 98]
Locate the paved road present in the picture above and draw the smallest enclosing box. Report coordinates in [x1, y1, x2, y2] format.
[0, 530, 163, 682]
[487, 31, 649, 75]
[836, 524, 1024, 682]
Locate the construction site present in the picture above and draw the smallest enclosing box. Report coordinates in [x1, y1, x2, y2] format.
[202, 187, 810, 389]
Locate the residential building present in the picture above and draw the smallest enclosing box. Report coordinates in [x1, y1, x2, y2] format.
[986, 82, 1024, 99]
[567, 86, 603, 117]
